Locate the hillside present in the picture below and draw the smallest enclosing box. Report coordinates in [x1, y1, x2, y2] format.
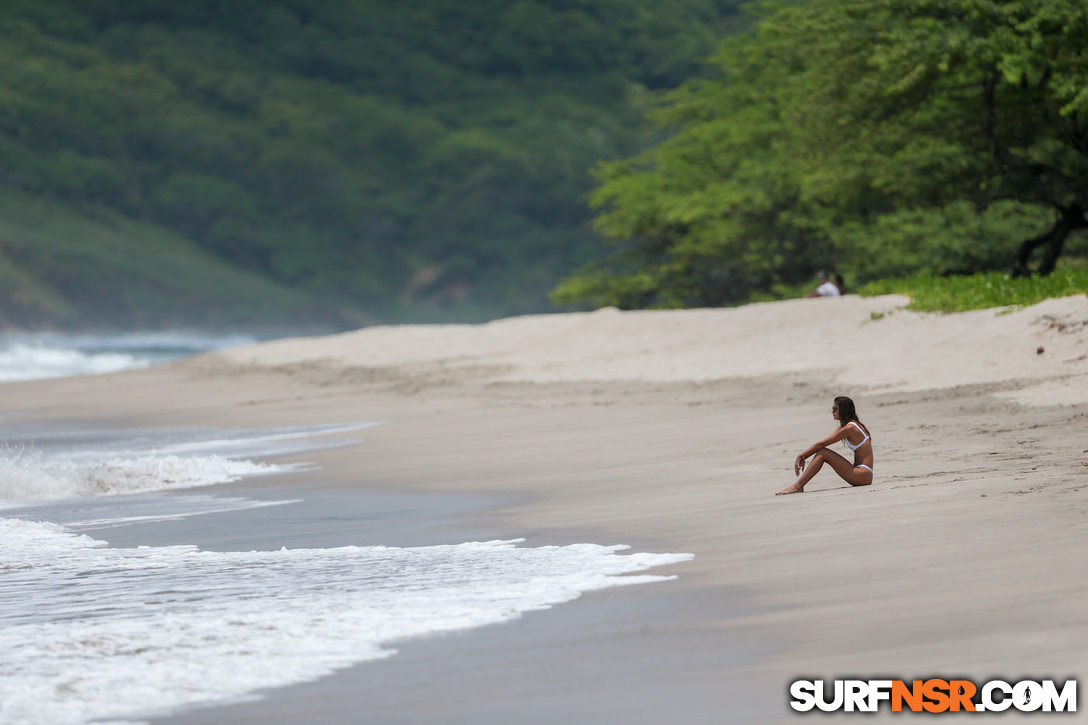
[0, 0, 744, 328]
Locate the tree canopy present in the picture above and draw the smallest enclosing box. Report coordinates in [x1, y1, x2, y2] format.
[554, 0, 1088, 310]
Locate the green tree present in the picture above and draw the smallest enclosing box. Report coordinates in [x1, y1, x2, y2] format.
[558, 0, 1088, 309]
[552, 31, 818, 309]
[778, 0, 1088, 277]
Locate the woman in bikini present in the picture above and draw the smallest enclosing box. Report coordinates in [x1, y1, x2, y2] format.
[776, 396, 873, 495]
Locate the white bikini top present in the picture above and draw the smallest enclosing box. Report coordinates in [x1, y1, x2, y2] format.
[843, 421, 870, 451]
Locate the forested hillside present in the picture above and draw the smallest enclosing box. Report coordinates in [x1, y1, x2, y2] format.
[0, 0, 744, 328]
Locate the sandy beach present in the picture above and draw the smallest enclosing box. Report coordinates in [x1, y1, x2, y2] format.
[3, 293, 1087, 723]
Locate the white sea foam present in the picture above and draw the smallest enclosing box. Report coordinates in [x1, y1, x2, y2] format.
[0, 519, 692, 724]
[0, 448, 283, 507]
[0, 344, 146, 381]
[0, 330, 257, 382]
[0, 422, 691, 724]
[0, 422, 372, 507]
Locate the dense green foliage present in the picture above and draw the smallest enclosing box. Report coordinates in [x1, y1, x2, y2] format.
[859, 262, 1088, 313]
[0, 192, 325, 328]
[555, 0, 1088, 310]
[0, 0, 744, 327]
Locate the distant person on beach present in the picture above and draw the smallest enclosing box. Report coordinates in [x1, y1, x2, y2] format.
[804, 272, 841, 298]
[832, 273, 847, 295]
[777, 396, 873, 495]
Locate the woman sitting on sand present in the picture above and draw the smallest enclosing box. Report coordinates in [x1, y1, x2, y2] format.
[777, 396, 873, 495]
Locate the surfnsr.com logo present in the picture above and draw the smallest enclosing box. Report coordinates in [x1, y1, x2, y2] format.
[789, 679, 1077, 713]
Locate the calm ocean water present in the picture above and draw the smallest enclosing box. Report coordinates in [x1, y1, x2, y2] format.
[0, 339, 691, 724]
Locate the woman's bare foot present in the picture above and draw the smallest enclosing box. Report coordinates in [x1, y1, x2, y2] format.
[776, 483, 805, 495]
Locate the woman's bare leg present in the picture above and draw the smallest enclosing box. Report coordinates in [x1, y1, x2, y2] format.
[776, 448, 872, 495]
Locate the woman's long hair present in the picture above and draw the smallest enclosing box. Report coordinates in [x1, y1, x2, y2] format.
[834, 396, 870, 438]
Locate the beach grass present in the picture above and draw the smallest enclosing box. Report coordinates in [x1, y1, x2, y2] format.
[857, 261, 1088, 312]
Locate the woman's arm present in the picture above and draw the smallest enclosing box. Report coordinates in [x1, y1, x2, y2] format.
[794, 426, 850, 474]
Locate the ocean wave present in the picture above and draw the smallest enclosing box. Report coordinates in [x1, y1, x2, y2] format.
[0, 331, 258, 381]
[13, 330, 257, 353]
[0, 448, 282, 506]
[0, 344, 147, 381]
[0, 520, 692, 724]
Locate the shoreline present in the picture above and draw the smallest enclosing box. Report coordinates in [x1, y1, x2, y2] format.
[132, 477, 769, 725]
[3, 296, 1086, 722]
